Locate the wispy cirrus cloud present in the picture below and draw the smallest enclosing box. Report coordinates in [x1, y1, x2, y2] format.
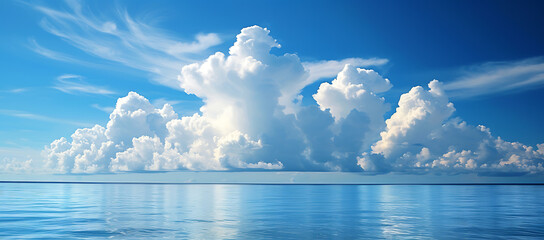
[54, 74, 116, 95]
[0, 109, 91, 127]
[0, 88, 30, 94]
[28, 39, 92, 65]
[444, 57, 544, 98]
[28, 0, 222, 89]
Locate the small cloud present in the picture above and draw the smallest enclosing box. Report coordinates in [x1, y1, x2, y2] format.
[91, 104, 114, 113]
[9, 88, 29, 93]
[1, 88, 30, 94]
[54, 74, 116, 95]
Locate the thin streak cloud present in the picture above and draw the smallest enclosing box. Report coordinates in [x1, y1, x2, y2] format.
[91, 104, 114, 113]
[8, 88, 28, 93]
[444, 57, 544, 98]
[28, 39, 90, 65]
[0, 109, 92, 127]
[54, 74, 116, 95]
[0, 88, 30, 94]
[151, 98, 186, 108]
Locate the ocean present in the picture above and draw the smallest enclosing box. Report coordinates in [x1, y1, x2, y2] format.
[1, 183, 543, 239]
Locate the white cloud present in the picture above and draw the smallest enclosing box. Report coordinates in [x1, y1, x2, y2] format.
[46, 125, 114, 173]
[54, 74, 116, 95]
[105, 92, 178, 145]
[45, 92, 180, 173]
[313, 64, 392, 150]
[178, 26, 307, 136]
[314, 64, 391, 121]
[45, 91, 280, 173]
[110, 135, 165, 172]
[360, 80, 544, 175]
[444, 57, 544, 98]
[280, 58, 388, 115]
[372, 80, 454, 158]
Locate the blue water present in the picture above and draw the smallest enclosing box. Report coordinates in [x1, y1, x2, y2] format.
[1, 183, 543, 239]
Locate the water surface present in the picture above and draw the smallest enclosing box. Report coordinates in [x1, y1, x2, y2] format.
[1, 183, 543, 239]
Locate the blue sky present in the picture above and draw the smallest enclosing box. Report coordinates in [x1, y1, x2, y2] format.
[1, 0, 544, 182]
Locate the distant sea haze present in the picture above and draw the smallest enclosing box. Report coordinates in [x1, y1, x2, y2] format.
[1, 183, 543, 239]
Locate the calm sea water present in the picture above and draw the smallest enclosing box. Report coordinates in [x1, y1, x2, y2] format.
[1, 183, 543, 239]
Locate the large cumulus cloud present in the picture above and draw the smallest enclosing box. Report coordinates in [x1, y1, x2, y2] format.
[44, 25, 544, 175]
[359, 80, 544, 175]
[46, 26, 391, 173]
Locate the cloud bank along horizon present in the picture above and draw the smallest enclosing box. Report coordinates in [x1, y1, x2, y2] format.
[44, 26, 544, 175]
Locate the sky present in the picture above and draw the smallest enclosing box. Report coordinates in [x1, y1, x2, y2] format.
[1, 0, 544, 183]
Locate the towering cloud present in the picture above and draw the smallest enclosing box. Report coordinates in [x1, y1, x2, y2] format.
[372, 80, 454, 158]
[43, 25, 544, 176]
[313, 64, 392, 150]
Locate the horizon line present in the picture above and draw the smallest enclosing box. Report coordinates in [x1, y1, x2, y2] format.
[1, 181, 544, 186]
